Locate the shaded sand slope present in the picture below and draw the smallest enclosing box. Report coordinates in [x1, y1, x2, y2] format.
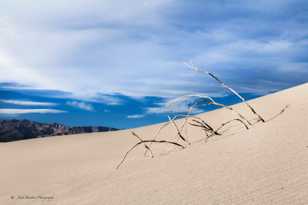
[1, 83, 308, 205]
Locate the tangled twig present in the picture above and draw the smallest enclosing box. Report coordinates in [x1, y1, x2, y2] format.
[168, 115, 190, 145]
[215, 118, 249, 134]
[144, 115, 183, 157]
[169, 94, 252, 126]
[131, 131, 154, 158]
[116, 133, 185, 169]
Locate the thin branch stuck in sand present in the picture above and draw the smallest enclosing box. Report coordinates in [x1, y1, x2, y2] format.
[185, 62, 266, 123]
[265, 104, 290, 122]
[215, 118, 249, 134]
[116, 132, 185, 169]
[144, 115, 183, 156]
[168, 115, 190, 145]
[169, 93, 252, 125]
[131, 131, 154, 158]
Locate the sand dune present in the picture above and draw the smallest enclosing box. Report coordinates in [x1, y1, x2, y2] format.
[1, 83, 308, 205]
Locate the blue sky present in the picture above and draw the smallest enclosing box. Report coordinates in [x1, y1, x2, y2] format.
[0, 0, 307, 128]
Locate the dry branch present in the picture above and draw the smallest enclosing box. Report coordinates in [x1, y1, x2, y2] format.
[265, 104, 289, 122]
[144, 116, 178, 156]
[208, 101, 252, 125]
[215, 118, 249, 134]
[116, 139, 185, 169]
[190, 117, 217, 133]
[189, 118, 220, 138]
[168, 115, 190, 145]
[145, 111, 195, 155]
[170, 93, 252, 125]
[185, 62, 265, 123]
[131, 131, 154, 158]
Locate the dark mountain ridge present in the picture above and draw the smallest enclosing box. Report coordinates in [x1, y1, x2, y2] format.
[0, 119, 118, 142]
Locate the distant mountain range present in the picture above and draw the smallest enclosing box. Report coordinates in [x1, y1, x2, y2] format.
[0, 119, 118, 142]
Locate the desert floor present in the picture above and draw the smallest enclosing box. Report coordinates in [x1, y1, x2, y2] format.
[1, 83, 308, 205]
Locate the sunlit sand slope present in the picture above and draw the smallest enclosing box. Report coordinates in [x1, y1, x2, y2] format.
[1, 83, 308, 205]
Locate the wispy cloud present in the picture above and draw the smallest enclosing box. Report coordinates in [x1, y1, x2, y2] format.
[0, 108, 66, 114]
[94, 94, 123, 105]
[146, 98, 203, 114]
[0, 0, 307, 99]
[0, 99, 57, 106]
[66, 101, 94, 111]
[146, 106, 203, 114]
[127, 114, 145, 119]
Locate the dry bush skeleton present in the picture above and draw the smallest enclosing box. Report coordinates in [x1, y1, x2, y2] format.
[117, 64, 290, 169]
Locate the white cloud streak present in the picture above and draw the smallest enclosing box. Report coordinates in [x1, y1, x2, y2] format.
[146, 98, 203, 114]
[0, 99, 57, 106]
[0, 108, 66, 114]
[94, 95, 123, 105]
[66, 101, 94, 111]
[127, 114, 145, 119]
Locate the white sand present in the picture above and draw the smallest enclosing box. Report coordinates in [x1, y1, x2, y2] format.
[1, 83, 308, 205]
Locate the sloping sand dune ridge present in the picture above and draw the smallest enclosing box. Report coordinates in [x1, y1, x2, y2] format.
[1, 83, 308, 205]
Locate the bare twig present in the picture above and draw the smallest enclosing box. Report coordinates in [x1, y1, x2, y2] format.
[265, 104, 289, 122]
[168, 115, 190, 145]
[145, 111, 195, 155]
[169, 93, 252, 125]
[215, 118, 249, 134]
[208, 101, 252, 125]
[189, 118, 220, 137]
[116, 139, 185, 169]
[165, 112, 219, 137]
[185, 62, 265, 123]
[131, 131, 154, 158]
[144, 116, 177, 156]
[191, 118, 217, 133]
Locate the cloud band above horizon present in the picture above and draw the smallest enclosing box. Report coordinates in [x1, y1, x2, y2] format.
[0, 0, 307, 100]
